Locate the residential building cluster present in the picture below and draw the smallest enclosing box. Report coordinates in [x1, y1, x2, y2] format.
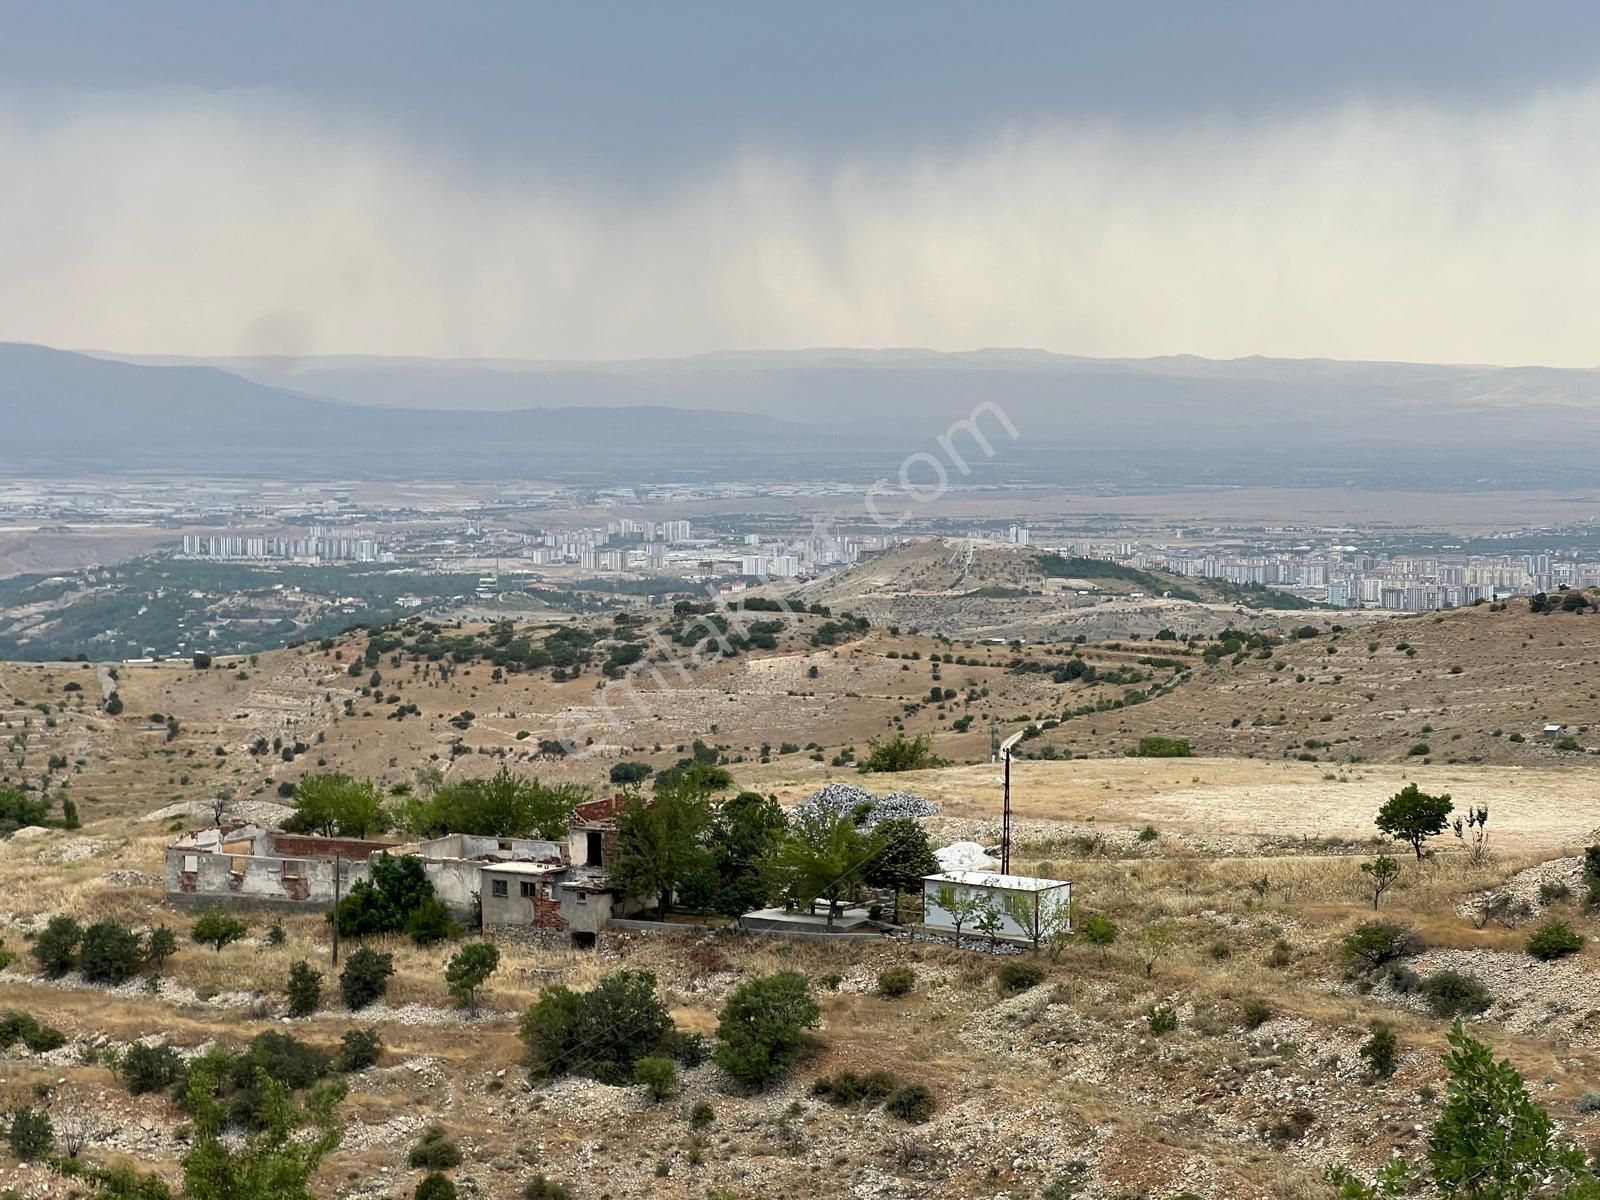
[1057, 540, 1600, 611]
[179, 529, 389, 563]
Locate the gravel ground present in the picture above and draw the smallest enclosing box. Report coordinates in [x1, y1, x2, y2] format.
[792, 782, 938, 827]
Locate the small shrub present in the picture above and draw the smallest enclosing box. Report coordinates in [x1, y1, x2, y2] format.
[877, 965, 916, 999]
[1421, 969, 1492, 1018]
[689, 1100, 714, 1129]
[1576, 1092, 1600, 1114]
[121, 1043, 184, 1095]
[523, 1177, 574, 1200]
[634, 1055, 678, 1102]
[713, 971, 819, 1090]
[1136, 736, 1192, 758]
[812, 1070, 896, 1108]
[1240, 999, 1273, 1030]
[1359, 1022, 1399, 1080]
[7, 1106, 52, 1161]
[996, 961, 1045, 996]
[1539, 880, 1573, 905]
[1266, 939, 1293, 969]
[1526, 919, 1584, 961]
[415, 1173, 457, 1200]
[407, 897, 459, 946]
[286, 960, 322, 1017]
[335, 1027, 382, 1071]
[266, 921, 286, 946]
[32, 914, 82, 977]
[1145, 1004, 1178, 1035]
[1259, 1105, 1315, 1148]
[408, 1125, 463, 1170]
[884, 1081, 936, 1123]
[80, 920, 144, 984]
[1042, 1164, 1091, 1200]
[339, 946, 394, 1010]
[0, 1011, 65, 1052]
[1137, 825, 1159, 842]
[1340, 922, 1422, 972]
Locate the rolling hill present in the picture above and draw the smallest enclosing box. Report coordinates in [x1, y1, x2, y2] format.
[789, 537, 1340, 641]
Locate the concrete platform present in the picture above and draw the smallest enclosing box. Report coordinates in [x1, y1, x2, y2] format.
[740, 905, 874, 934]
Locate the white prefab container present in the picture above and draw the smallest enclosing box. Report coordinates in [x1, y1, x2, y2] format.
[921, 870, 1072, 941]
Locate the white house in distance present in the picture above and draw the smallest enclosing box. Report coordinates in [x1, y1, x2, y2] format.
[922, 870, 1073, 943]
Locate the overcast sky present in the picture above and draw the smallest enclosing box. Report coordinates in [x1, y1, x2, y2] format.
[5, 1, 1600, 364]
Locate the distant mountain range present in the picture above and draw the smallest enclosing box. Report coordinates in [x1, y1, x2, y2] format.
[3, 341, 1597, 484]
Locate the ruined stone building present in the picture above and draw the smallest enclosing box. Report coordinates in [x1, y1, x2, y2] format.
[163, 793, 645, 945]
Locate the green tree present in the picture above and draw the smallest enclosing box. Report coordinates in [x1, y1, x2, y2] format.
[80, 920, 144, 983]
[339, 947, 394, 1010]
[180, 1058, 347, 1200]
[518, 969, 673, 1085]
[932, 884, 987, 948]
[444, 942, 500, 1010]
[400, 766, 584, 840]
[331, 853, 434, 937]
[1376, 783, 1454, 861]
[32, 913, 82, 977]
[608, 761, 653, 785]
[7, 1107, 52, 1161]
[285, 773, 390, 839]
[0, 786, 49, 834]
[1332, 1023, 1600, 1198]
[859, 732, 945, 773]
[652, 759, 734, 794]
[143, 924, 177, 968]
[863, 816, 939, 923]
[609, 782, 712, 917]
[713, 971, 820, 1090]
[765, 809, 880, 928]
[191, 910, 248, 952]
[286, 961, 323, 1017]
[61, 795, 80, 829]
[703, 790, 788, 917]
[1361, 854, 1402, 910]
[1001, 888, 1072, 953]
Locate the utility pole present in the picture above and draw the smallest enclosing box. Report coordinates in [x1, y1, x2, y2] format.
[1002, 746, 1012, 875]
[997, 727, 1026, 875]
[990, 715, 998, 763]
[331, 853, 341, 967]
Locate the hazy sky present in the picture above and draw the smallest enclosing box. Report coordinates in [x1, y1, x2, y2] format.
[5, 2, 1600, 364]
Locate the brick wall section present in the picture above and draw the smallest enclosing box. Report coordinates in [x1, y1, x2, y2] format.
[532, 893, 568, 931]
[267, 834, 391, 860]
[572, 794, 630, 826]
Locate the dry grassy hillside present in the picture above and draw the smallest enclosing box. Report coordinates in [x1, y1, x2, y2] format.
[4, 592, 1594, 832]
[789, 537, 1366, 642]
[5, 594, 1600, 1197]
[1029, 595, 1600, 766]
[6, 778, 1600, 1198]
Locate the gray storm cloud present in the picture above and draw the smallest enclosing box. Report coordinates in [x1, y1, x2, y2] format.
[2, 86, 1599, 363]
